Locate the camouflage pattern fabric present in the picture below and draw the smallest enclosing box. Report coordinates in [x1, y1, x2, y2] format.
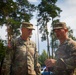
[54, 38, 76, 75]
[2, 37, 41, 75]
[35, 63, 41, 75]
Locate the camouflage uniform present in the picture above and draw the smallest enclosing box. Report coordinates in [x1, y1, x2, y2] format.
[2, 37, 41, 75]
[54, 38, 76, 75]
[2, 22, 41, 75]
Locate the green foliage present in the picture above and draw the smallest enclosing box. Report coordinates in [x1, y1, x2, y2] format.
[37, 0, 62, 41]
[0, 0, 36, 40]
[0, 39, 7, 63]
[0, 39, 7, 74]
[37, 0, 62, 58]
[38, 50, 48, 66]
[0, 0, 17, 16]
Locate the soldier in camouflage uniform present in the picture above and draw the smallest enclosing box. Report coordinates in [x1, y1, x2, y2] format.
[2, 22, 41, 75]
[45, 22, 76, 75]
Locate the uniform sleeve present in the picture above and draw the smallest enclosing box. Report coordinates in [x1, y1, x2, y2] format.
[64, 41, 76, 69]
[1, 45, 14, 75]
[34, 43, 41, 75]
[27, 51, 36, 75]
[2, 39, 17, 75]
[54, 40, 76, 71]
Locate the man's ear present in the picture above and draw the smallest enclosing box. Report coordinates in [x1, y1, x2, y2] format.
[65, 28, 68, 32]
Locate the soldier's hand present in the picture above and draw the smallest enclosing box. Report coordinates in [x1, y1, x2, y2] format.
[45, 59, 56, 68]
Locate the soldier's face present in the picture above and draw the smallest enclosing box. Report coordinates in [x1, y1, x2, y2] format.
[22, 27, 32, 38]
[54, 28, 68, 40]
[27, 29, 32, 38]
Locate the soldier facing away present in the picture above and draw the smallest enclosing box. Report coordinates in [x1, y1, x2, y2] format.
[45, 22, 76, 75]
[2, 22, 41, 75]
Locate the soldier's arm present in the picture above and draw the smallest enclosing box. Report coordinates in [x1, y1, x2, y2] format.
[54, 42, 76, 71]
[63, 43, 76, 69]
[34, 44, 41, 75]
[1, 40, 14, 75]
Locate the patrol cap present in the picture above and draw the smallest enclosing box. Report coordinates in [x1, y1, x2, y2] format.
[22, 22, 35, 30]
[53, 22, 67, 30]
